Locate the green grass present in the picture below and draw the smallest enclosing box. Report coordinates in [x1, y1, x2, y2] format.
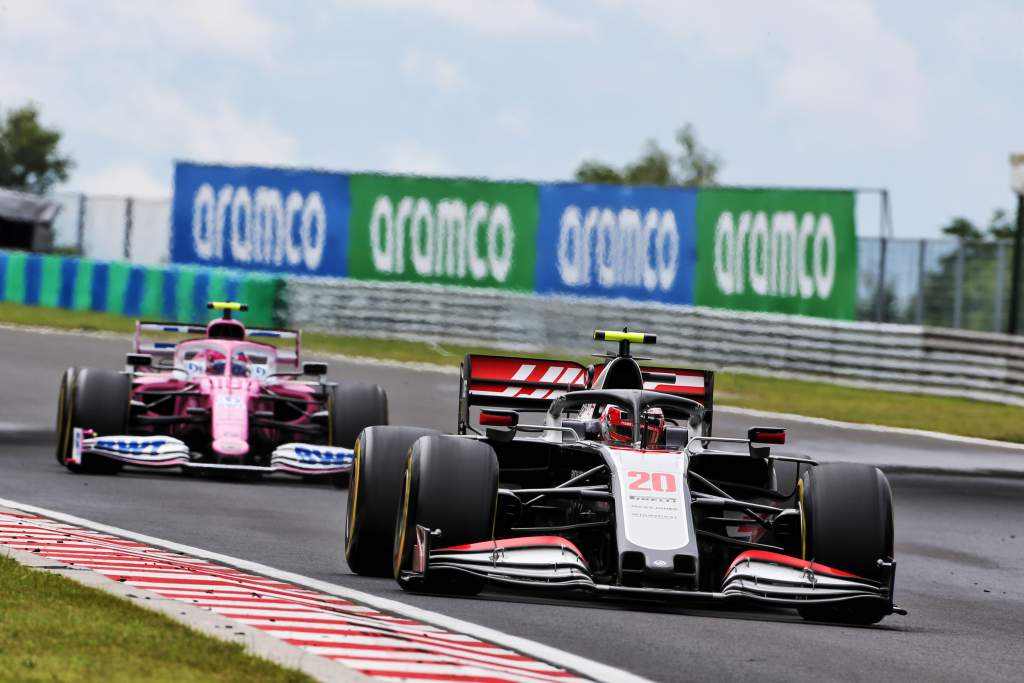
[0, 554, 313, 683]
[5, 301, 1024, 442]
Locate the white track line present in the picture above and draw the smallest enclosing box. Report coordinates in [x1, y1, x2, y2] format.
[0, 497, 651, 683]
[717, 405, 1024, 452]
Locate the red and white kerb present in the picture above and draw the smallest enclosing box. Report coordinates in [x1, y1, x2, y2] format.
[0, 511, 589, 683]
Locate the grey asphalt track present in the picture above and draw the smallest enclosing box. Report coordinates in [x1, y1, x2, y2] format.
[2, 326, 1023, 682]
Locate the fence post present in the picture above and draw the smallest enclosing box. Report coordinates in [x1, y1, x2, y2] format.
[873, 237, 888, 322]
[123, 197, 134, 261]
[995, 241, 1007, 332]
[953, 240, 965, 329]
[76, 194, 86, 255]
[1009, 193, 1024, 335]
[915, 239, 926, 324]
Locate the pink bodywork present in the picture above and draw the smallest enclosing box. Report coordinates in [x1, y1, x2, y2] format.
[131, 336, 317, 458]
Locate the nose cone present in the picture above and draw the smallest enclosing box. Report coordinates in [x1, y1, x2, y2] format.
[213, 437, 249, 457]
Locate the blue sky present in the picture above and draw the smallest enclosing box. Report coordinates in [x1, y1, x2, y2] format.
[2, 0, 1022, 237]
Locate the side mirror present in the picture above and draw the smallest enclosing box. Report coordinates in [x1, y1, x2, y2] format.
[748, 427, 785, 459]
[479, 409, 519, 442]
[748, 427, 786, 444]
[479, 409, 519, 428]
[303, 362, 328, 377]
[126, 353, 152, 368]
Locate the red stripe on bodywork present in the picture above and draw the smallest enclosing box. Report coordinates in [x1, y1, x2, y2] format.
[440, 535, 585, 559]
[725, 550, 861, 579]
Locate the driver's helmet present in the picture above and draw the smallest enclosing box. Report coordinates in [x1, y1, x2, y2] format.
[231, 351, 250, 377]
[205, 350, 227, 375]
[599, 405, 633, 444]
[640, 407, 666, 448]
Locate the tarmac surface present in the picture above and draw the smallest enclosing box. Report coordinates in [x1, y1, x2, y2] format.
[2, 326, 1023, 682]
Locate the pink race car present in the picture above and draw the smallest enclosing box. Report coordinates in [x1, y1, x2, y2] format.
[55, 302, 387, 484]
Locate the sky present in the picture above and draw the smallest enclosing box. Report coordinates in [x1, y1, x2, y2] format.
[1, 0, 1022, 238]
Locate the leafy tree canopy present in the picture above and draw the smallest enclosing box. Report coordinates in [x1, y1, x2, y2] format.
[575, 123, 721, 187]
[941, 209, 1016, 241]
[0, 104, 74, 194]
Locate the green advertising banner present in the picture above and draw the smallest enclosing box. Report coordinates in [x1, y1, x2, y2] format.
[694, 189, 857, 319]
[348, 174, 538, 290]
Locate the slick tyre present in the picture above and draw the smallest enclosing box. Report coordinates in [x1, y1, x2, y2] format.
[328, 382, 388, 489]
[394, 436, 498, 596]
[344, 426, 440, 576]
[798, 463, 894, 625]
[62, 368, 131, 475]
[55, 367, 78, 464]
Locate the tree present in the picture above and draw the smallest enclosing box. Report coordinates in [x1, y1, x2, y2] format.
[0, 104, 74, 194]
[940, 216, 983, 240]
[987, 209, 1015, 240]
[574, 123, 722, 187]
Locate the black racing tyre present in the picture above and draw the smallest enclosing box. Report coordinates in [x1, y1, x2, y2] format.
[55, 367, 78, 464]
[394, 436, 498, 595]
[798, 463, 894, 624]
[328, 382, 388, 489]
[63, 368, 131, 475]
[344, 426, 441, 576]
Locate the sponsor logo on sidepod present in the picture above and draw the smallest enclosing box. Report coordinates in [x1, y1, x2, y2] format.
[712, 210, 836, 299]
[191, 183, 327, 271]
[368, 195, 515, 282]
[556, 206, 680, 293]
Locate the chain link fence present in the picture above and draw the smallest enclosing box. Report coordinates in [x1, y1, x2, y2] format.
[51, 193, 171, 265]
[858, 237, 1018, 333]
[40, 192, 1024, 335]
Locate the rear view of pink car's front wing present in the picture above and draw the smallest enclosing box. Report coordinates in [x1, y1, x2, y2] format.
[69, 428, 353, 476]
[410, 533, 905, 614]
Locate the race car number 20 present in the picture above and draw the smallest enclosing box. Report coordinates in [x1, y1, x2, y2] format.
[627, 471, 678, 493]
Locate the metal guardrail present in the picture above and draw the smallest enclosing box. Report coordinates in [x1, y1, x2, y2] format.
[284, 278, 1024, 407]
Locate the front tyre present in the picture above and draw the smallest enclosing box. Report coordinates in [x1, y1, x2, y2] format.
[798, 463, 894, 624]
[63, 368, 130, 475]
[394, 436, 498, 595]
[55, 367, 78, 464]
[344, 426, 440, 576]
[328, 382, 388, 489]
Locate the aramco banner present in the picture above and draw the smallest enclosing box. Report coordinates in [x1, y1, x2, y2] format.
[347, 174, 538, 290]
[535, 184, 697, 304]
[694, 189, 857, 319]
[171, 162, 349, 277]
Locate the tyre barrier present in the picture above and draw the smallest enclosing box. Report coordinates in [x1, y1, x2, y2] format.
[0, 250, 284, 328]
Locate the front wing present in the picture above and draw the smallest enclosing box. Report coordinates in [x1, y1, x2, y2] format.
[405, 532, 904, 614]
[69, 428, 353, 476]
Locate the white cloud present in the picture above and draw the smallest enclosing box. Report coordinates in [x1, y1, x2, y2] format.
[378, 142, 453, 175]
[629, 0, 926, 146]
[944, 4, 1024, 65]
[495, 109, 531, 138]
[0, 1, 298, 195]
[1, 0, 287, 64]
[401, 49, 467, 92]
[76, 162, 169, 198]
[362, 0, 595, 38]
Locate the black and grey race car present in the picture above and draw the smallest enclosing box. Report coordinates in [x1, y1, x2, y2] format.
[344, 330, 904, 624]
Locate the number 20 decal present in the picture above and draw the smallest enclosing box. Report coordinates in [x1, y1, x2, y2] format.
[627, 471, 678, 492]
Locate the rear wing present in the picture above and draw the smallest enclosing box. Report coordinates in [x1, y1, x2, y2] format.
[457, 353, 715, 434]
[134, 321, 301, 368]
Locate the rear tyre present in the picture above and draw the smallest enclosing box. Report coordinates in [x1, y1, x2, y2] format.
[55, 367, 78, 464]
[328, 382, 388, 489]
[344, 426, 440, 576]
[63, 369, 131, 475]
[798, 463, 894, 625]
[394, 436, 498, 596]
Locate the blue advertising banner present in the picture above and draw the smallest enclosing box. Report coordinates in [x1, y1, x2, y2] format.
[171, 162, 349, 277]
[534, 184, 698, 303]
